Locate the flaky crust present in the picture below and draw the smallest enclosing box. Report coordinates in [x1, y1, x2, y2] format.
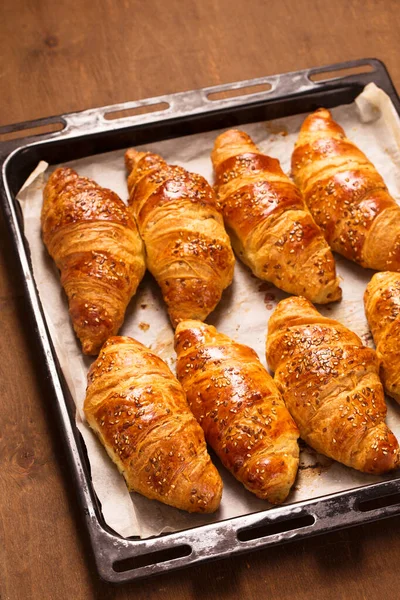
[266, 296, 400, 474]
[364, 271, 400, 403]
[125, 149, 235, 327]
[41, 167, 145, 355]
[84, 336, 222, 513]
[292, 108, 400, 270]
[175, 320, 299, 504]
[211, 129, 341, 304]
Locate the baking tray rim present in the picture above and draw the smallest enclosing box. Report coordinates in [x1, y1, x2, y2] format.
[1, 57, 400, 583]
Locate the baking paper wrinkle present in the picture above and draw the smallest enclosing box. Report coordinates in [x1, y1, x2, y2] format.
[16, 83, 400, 539]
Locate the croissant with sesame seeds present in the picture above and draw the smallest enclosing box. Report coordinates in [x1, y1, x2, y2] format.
[41, 167, 146, 355]
[292, 108, 400, 270]
[125, 149, 235, 327]
[174, 320, 300, 504]
[84, 336, 223, 513]
[266, 296, 400, 474]
[211, 129, 341, 304]
[364, 271, 400, 403]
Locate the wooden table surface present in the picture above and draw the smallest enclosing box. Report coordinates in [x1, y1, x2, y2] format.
[2, 1, 400, 598]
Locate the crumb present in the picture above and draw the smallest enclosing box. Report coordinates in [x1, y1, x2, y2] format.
[139, 322, 150, 331]
[265, 122, 288, 136]
[264, 292, 276, 310]
[264, 292, 275, 302]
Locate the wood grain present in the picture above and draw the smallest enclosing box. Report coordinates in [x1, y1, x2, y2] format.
[1, 0, 400, 598]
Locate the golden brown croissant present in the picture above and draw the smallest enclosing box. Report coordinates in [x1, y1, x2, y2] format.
[211, 129, 341, 304]
[292, 108, 400, 270]
[125, 149, 235, 327]
[364, 271, 400, 403]
[175, 320, 299, 504]
[41, 167, 146, 355]
[84, 336, 223, 513]
[266, 296, 400, 474]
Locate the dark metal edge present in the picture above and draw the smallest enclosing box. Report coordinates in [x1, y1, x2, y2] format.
[0, 57, 393, 158]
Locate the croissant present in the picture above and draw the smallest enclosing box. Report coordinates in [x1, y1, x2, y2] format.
[175, 320, 299, 504]
[84, 336, 223, 513]
[364, 271, 400, 403]
[292, 108, 400, 270]
[266, 296, 400, 474]
[41, 167, 145, 355]
[125, 149, 235, 327]
[211, 129, 341, 304]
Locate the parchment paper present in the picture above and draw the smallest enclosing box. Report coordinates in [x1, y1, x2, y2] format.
[16, 83, 400, 539]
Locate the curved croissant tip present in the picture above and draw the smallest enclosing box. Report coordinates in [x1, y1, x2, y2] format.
[368, 271, 393, 286]
[176, 318, 205, 328]
[213, 128, 252, 149]
[276, 295, 315, 311]
[93, 336, 145, 357]
[174, 320, 211, 351]
[364, 433, 400, 474]
[49, 166, 73, 178]
[268, 296, 318, 332]
[313, 280, 343, 305]
[175, 319, 210, 336]
[314, 107, 330, 114]
[301, 107, 333, 130]
[203, 486, 223, 513]
[82, 339, 99, 356]
[46, 166, 77, 188]
[309, 107, 332, 119]
[125, 148, 142, 172]
[189, 470, 223, 513]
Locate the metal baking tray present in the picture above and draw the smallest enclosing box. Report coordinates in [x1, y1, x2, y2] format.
[2, 58, 400, 583]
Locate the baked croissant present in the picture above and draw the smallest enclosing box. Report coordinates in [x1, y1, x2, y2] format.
[266, 296, 400, 474]
[364, 271, 400, 403]
[211, 129, 341, 304]
[84, 336, 223, 513]
[292, 108, 400, 270]
[42, 167, 145, 355]
[175, 320, 300, 504]
[125, 149, 235, 327]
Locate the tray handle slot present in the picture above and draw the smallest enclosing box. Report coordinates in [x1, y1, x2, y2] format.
[356, 492, 400, 513]
[104, 101, 170, 121]
[308, 62, 376, 83]
[112, 544, 192, 573]
[0, 118, 65, 143]
[207, 82, 273, 102]
[237, 513, 315, 542]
